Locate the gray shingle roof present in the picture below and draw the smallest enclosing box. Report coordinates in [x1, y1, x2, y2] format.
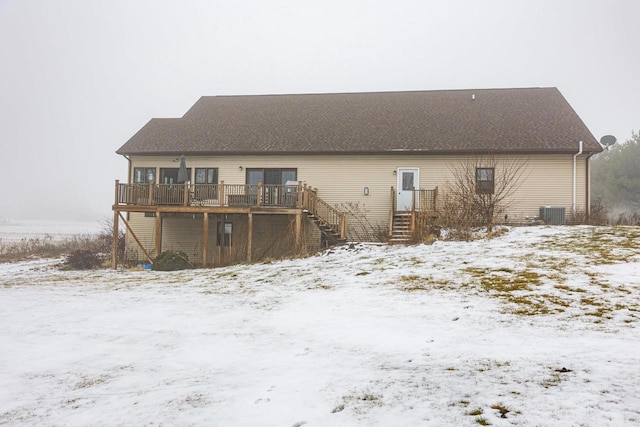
[116, 88, 602, 155]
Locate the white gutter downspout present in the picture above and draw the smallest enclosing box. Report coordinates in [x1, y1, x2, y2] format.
[573, 141, 583, 214]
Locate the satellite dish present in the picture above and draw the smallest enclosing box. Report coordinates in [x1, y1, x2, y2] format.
[600, 135, 617, 147]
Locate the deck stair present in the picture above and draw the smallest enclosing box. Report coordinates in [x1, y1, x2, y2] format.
[301, 186, 348, 247]
[304, 211, 347, 247]
[389, 212, 412, 243]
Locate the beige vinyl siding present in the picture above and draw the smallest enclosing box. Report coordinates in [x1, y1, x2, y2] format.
[159, 214, 247, 266]
[124, 212, 157, 261]
[125, 153, 591, 249]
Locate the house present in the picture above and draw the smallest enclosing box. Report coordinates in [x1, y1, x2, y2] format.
[112, 87, 602, 268]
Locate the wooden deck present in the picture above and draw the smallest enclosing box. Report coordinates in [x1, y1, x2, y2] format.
[111, 180, 347, 268]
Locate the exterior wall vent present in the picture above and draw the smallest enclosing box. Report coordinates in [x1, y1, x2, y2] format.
[539, 206, 566, 225]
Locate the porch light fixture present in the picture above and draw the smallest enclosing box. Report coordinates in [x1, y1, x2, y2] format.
[363, 187, 370, 196]
[239, 166, 243, 170]
[393, 170, 397, 175]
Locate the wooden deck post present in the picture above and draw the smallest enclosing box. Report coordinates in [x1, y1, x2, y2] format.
[111, 210, 119, 269]
[302, 183, 308, 210]
[411, 186, 416, 235]
[433, 186, 439, 211]
[202, 212, 209, 267]
[219, 181, 225, 206]
[389, 186, 395, 237]
[340, 212, 348, 240]
[114, 180, 120, 205]
[247, 213, 253, 263]
[295, 212, 301, 249]
[183, 181, 189, 206]
[257, 182, 262, 206]
[148, 181, 154, 205]
[154, 211, 162, 258]
[296, 182, 303, 208]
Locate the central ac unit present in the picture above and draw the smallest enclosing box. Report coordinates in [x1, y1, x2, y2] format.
[539, 206, 566, 225]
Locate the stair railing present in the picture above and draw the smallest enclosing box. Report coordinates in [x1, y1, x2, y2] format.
[303, 185, 347, 240]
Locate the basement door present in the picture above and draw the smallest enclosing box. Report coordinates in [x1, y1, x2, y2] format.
[396, 167, 419, 211]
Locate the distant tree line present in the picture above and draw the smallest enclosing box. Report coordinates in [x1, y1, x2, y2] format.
[591, 131, 640, 216]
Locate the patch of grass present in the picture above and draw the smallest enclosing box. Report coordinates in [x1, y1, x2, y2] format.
[467, 407, 483, 416]
[465, 268, 543, 294]
[462, 266, 607, 316]
[339, 390, 383, 413]
[474, 359, 512, 373]
[554, 284, 587, 293]
[397, 275, 451, 292]
[541, 373, 563, 388]
[490, 402, 511, 418]
[509, 301, 549, 315]
[584, 307, 613, 320]
[581, 297, 604, 307]
[540, 294, 571, 307]
[215, 270, 238, 278]
[359, 393, 381, 401]
[475, 416, 491, 425]
[534, 227, 640, 265]
[331, 403, 345, 413]
[75, 374, 110, 389]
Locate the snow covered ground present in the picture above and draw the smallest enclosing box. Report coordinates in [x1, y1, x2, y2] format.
[0, 225, 639, 426]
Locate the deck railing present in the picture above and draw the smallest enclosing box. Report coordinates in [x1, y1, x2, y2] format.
[389, 186, 438, 213]
[114, 181, 302, 208]
[414, 188, 438, 212]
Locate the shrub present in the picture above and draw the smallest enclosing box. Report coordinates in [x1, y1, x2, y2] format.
[152, 250, 191, 271]
[588, 199, 609, 225]
[63, 249, 104, 270]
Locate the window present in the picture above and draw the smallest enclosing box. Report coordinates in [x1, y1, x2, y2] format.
[133, 167, 156, 183]
[246, 168, 298, 205]
[217, 221, 232, 246]
[402, 171, 414, 191]
[160, 168, 191, 184]
[194, 168, 219, 200]
[195, 168, 218, 184]
[246, 168, 297, 185]
[476, 167, 495, 194]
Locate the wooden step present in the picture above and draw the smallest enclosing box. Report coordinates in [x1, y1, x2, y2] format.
[390, 212, 414, 244]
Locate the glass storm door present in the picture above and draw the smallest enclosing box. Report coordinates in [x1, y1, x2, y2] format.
[396, 167, 419, 211]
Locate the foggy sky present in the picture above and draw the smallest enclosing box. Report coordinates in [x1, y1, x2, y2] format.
[1, 0, 638, 221]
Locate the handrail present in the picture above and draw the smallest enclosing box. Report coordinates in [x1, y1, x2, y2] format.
[302, 186, 347, 239]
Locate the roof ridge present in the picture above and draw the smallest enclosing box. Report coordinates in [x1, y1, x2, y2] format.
[194, 87, 557, 99]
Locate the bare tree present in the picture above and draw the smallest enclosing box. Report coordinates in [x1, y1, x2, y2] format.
[446, 155, 528, 236]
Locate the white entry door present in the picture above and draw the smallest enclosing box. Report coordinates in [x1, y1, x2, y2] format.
[396, 167, 419, 211]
